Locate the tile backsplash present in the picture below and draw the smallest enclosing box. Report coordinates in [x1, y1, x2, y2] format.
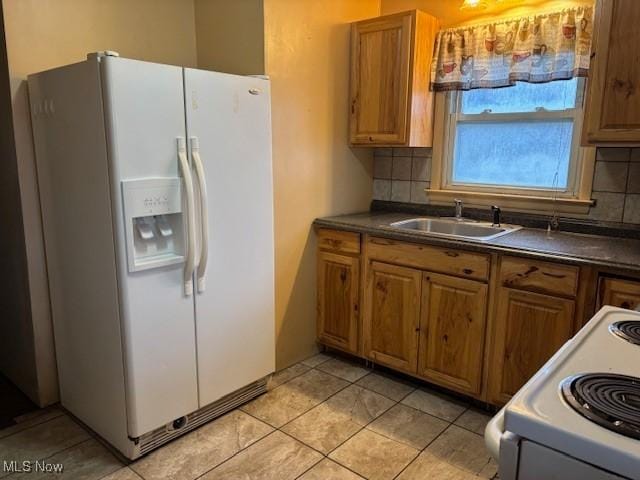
[372, 147, 432, 205]
[372, 147, 640, 224]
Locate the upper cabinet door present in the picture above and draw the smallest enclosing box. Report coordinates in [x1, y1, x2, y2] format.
[350, 13, 411, 145]
[418, 273, 488, 396]
[363, 261, 421, 373]
[350, 10, 438, 147]
[583, 0, 640, 145]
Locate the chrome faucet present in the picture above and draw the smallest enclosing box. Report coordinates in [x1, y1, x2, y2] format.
[454, 199, 463, 220]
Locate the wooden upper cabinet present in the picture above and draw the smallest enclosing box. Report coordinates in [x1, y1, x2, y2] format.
[418, 273, 488, 396]
[583, 0, 640, 145]
[363, 261, 421, 373]
[488, 288, 575, 405]
[598, 277, 640, 311]
[349, 10, 439, 147]
[317, 251, 360, 353]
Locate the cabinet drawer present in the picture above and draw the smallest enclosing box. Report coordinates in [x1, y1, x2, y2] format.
[366, 236, 489, 281]
[500, 257, 578, 298]
[317, 229, 360, 255]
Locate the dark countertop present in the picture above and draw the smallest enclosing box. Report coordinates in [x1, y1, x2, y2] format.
[314, 211, 640, 274]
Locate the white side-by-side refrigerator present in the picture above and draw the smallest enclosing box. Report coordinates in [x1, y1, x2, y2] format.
[28, 52, 275, 459]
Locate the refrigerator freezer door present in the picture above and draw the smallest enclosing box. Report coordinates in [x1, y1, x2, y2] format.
[101, 57, 199, 437]
[184, 69, 275, 407]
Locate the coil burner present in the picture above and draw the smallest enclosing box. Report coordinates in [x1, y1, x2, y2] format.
[609, 321, 640, 345]
[562, 373, 640, 440]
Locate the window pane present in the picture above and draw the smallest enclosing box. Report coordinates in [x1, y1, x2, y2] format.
[461, 79, 578, 114]
[452, 120, 574, 189]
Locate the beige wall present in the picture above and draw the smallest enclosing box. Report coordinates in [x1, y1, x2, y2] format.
[264, 0, 378, 368]
[2, 0, 198, 406]
[381, 0, 593, 27]
[194, 0, 265, 74]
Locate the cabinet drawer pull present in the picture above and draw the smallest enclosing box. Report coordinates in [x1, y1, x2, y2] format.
[370, 238, 394, 246]
[542, 271, 567, 279]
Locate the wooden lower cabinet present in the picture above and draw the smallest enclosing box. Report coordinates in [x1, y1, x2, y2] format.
[418, 273, 488, 396]
[488, 288, 575, 404]
[315, 230, 628, 406]
[363, 261, 421, 373]
[317, 251, 360, 353]
[598, 277, 640, 310]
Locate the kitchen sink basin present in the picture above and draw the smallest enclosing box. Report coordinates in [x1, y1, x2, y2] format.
[388, 217, 522, 241]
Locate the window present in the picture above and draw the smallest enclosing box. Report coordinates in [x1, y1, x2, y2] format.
[430, 79, 595, 213]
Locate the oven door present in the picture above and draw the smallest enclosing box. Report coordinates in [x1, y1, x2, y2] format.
[519, 441, 627, 480]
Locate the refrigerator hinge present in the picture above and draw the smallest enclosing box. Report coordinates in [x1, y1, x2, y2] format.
[87, 51, 120, 61]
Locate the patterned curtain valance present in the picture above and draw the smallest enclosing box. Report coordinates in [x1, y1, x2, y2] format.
[430, 6, 594, 91]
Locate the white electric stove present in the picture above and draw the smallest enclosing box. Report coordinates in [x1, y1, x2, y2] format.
[485, 306, 640, 480]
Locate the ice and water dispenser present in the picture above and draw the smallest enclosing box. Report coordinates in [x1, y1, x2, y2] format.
[121, 178, 185, 272]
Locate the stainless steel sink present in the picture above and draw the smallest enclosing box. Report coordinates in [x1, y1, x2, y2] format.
[388, 217, 521, 241]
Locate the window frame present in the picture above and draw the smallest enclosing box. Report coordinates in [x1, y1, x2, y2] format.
[429, 79, 596, 214]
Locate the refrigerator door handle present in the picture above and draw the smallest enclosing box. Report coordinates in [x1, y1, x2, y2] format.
[177, 137, 196, 296]
[190, 136, 209, 293]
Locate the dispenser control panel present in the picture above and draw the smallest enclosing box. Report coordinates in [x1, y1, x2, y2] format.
[122, 178, 182, 217]
[121, 178, 184, 272]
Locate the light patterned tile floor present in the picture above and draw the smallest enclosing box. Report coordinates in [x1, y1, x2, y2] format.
[0, 352, 499, 479]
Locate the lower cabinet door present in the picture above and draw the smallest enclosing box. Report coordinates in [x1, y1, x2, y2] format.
[418, 272, 488, 395]
[598, 277, 640, 311]
[488, 288, 575, 404]
[317, 251, 359, 353]
[364, 261, 421, 373]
